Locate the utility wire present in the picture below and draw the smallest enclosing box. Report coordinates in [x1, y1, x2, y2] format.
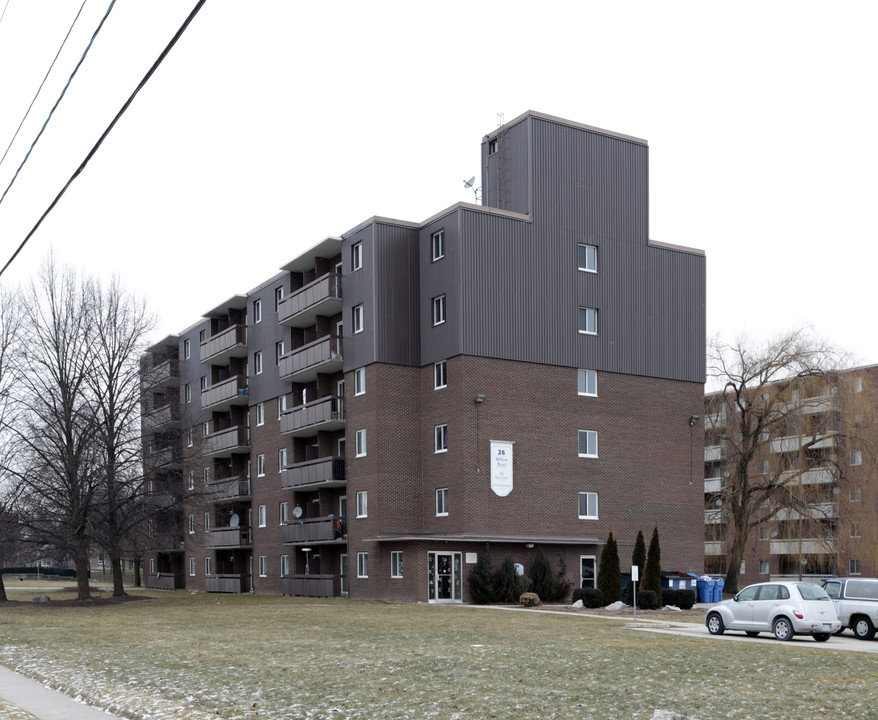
[0, 0, 116, 212]
[0, 0, 11, 33]
[0, 0, 208, 278]
[0, 0, 89, 172]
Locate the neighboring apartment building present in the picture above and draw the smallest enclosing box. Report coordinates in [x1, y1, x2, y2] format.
[141, 110, 706, 602]
[704, 366, 878, 587]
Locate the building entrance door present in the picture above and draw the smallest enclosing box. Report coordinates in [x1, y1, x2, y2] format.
[428, 551, 461, 602]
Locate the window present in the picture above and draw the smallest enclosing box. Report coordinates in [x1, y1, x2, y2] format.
[578, 430, 598, 458]
[432, 295, 446, 326]
[356, 490, 368, 518]
[278, 447, 287, 472]
[488, 137, 498, 155]
[204, 512, 211, 532]
[355, 429, 367, 457]
[276, 341, 285, 365]
[580, 556, 595, 588]
[354, 367, 366, 395]
[351, 241, 363, 271]
[434, 360, 447, 389]
[278, 395, 287, 419]
[258, 555, 267, 577]
[357, 552, 368, 578]
[188, 514, 195, 534]
[578, 307, 598, 335]
[431, 230, 445, 261]
[436, 487, 449, 516]
[280, 554, 290, 576]
[851, 522, 862, 538]
[761, 460, 770, 475]
[183, 338, 191, 359]
[185, 383, 191, 403]
[203, 467, 210, 485]
[850, 558, 861, 575]
[352, 304, 364, 334]
[200, 375, 207, 391]
[199, 329, 206, 343]
[257, 453, 265, 477]
[758, 560, 770, 574]
[188, 471, 194, 491]
[252, 299, 262, 324]
[850, 450, 863, 466]
[258, 505, 267, 527]
[205, 557, 212, 576]
[577, 369, 597, 396]
[203, 421, 210, 437]
[187, 427, 193, 448]
[434, 424, 448, 453]
[279, 502, 289, 524]
[189, 557, 196, 576]
[256, 402, 264, 426]
[275, 286, 285, 311]
[758, 525, 769, 541]
[338, 437, 346, 458]
[391, 551, 403, 578]
[577, 243, 598, 273]
[254, 351, 263, 375]
[851, 486, 863, 502]
[578, 492, 598, 519]
[855, 377, 863, 392]
[149, 558, 155, 574]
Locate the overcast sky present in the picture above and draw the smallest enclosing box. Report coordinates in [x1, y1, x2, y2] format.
[0, 1, 876, 366]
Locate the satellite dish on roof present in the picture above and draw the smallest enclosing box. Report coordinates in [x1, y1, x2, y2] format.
[463, 176, 476, 189]
[229, 513, 240, 527]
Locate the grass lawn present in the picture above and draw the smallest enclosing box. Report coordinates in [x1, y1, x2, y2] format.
[1, 585, 877, 719]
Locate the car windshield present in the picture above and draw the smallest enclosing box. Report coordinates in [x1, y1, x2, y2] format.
[796, 583, 830, 601]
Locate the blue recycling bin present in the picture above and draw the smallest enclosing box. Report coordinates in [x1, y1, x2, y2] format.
[713, 578, 725, 602]
[696, 579, 715, 603]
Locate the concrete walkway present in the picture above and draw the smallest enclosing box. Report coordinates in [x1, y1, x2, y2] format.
[0, 665, 124, 719]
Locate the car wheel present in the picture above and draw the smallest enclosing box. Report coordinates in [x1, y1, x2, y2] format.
[706, 613, 725, 635]
[853, 616, 876, 641]
[812, 633, 830, 642]
[773, 617, 794, 641]
[745, 631, 759, 638]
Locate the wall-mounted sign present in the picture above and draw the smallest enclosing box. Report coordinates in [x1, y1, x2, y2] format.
[490, 440, 514, 497]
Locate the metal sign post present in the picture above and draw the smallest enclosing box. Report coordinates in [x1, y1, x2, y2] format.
[631, 565, 639, 623]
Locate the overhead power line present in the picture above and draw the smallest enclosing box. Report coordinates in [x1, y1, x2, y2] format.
[0, 0, 89, 172]
[0, 0, 209, 279]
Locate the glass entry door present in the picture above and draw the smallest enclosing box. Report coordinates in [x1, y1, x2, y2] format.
[428, 551, 462, 602]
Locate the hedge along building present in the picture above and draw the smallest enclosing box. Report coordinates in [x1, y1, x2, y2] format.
[140, 111, 706, 602]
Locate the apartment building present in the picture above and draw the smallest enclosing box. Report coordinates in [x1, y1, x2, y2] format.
[141, 110, 706, 602]
[704, 366, 878, 587]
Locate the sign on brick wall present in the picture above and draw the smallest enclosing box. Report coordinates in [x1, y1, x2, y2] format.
[490, 440, 514, 496]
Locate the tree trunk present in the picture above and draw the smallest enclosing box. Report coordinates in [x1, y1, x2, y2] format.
[75, 553, 92, 601]
[133, 556, 141, 587]
[724, 527, 747, 595]
[0, 574, 7, 602]
[110, 553, 126, 597]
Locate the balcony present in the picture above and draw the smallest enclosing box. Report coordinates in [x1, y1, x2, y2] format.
[205, 477, 251, 502]
[704, 445, 724, 462]
[202, 375, 249, 411]
[146, 574, 177, 590]
[282, 516, 346, 544]
[704, 541, 726, 556]
[143, 491, 181, 509]
[203, 425, 249, 458]
[282, 456, 345, 490]
[205, 574, 251, 594]
[278, 273, 342, 328]
[704, 509, 723, 524]
[205, 527, 252, 548]
[781, 466, 836, 485]
[703, 477, 724, 494]
[143, 403, 180, 432]
[147, 533, 185, 552]
[282, 574, 338, 598]
[704, 410, 726, 429]
[278, 336, 343, 384]
[200, 324, 247, 366]
[770, 432, 837, 454]
[147, 445, 182, 470]
[280, 397, 345, 437]
[141, 358, 179, 389]
[798, 394, 838, 415]
[770, 537, 838, 555]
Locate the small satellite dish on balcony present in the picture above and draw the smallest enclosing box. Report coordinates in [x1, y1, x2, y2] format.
[293, 506, 303, 519]
[229, 513, 240, 527]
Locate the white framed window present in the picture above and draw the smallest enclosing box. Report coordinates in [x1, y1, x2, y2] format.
[431, 230, 445, 261]
[351, 241, 363, 271]
[205, 557, 212, 576]
[257, 453, 265, 477]
[355, 429, 367, 457]
[189, 557, 196, 576]
[188, 471, 194, 491]
[850, 449, 863, 466]
[432, 295, 446, 326]
[356, 490, 368, 518]
[149, 558, 155, 574]
[279, 501, 289, 524]
[258, 555, 267, 577]
[851, 522, 862, 538]
[280, 554, 290, 576]
[850, 558, 861, 575]
[434, 360, 447, 389]
[758, 560, 770, 574]
[578, 430, 598, 458]
[577, 243, 597, 273]
[204, 512, 211, 532]
[391, 551, 403, 578]
[338, 437, 346, 458]
[185, 383, 191, 403]
[188, 514, 195, 534]
[357, 552, 368, 578]
[278, 447, 287, 472]
[252, 299, 262, 324]
[758, 525, 769, 541]
[278, 395, 287, 419]
[200, 375, 207, 391]
[203, 467, 209, 485]
[276, 341, 285, 365]
[352, 304, 364, 334]
[488, 137, 498, 155]
[187, 427, 193, 448]
[577, 369, 597, 396]
[580, 556, 596, 588]
[578, 307, 598, 335]
[199, 329, 206, 343]
[254, 351, 263, 375]
[203, 421, 210, 437]
[258, 504, 267, 527]
[436, 487, 449, 516]
[354, 367, 366, 395]
[851, 486, 862, 502]
[256, 402, 264, 426]
[183, 338, 191, 359]
[578, 492, 598, 519]
[855, 377, 863, 392]
[275, 286, 285, 311]
[434, 424, 448, 453]
[761, 460, 770, 475]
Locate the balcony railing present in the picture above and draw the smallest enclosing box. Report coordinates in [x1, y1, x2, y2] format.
[141, 358, 179, 389]
[205, 574, 251, 594]
[278, 273, 342, 328]
[278, 335, 343, 383]
[202, 375, 249, 411]
[147, 533, 185, 552]
[146, 573, 177, 590]
[205, 527, 252, 548]
[282, 516, 345, 544]
[770, 432, 837, 454]
[704, 445, 724, 463]
[703, 477, 724, 494]
[143, 403, 180, 432]
[203, 425, 249, 458]
[280, 396, 345, 437]
[147, 446, 182, 470]
[200, 324, 247, 365]
[205, 477, 251, 502]
[704, 541, 726, 556]
[770, 538, 838, 555]
[281, 456, 345, 490]
[282, 574, 338, 598]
